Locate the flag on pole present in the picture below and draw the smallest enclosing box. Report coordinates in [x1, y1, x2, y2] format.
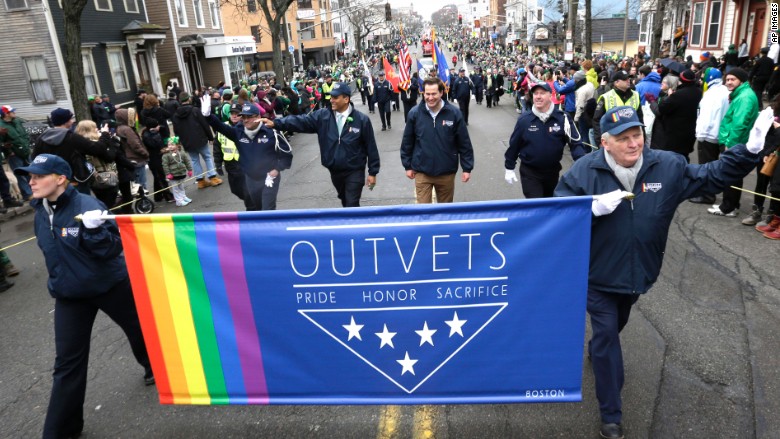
[431, 27, 438, 66]
[383, 57, 401, 92]
[416, 59, 426, 91]
[361, 56, 373, 95]
[398, 42, 412, 90]
[433, 41, 450, 85]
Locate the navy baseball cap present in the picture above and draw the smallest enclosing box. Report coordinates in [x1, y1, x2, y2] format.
[229, 103, 242, 113]
[330, 82, 352, 97]
[17, 154, 73, 179]
[600, 106, 645, 136]
[529, 82, 551, 93]
[239, 104, 261, 116]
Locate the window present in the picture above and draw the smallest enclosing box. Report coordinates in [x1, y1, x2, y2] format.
[638, 13, 652, 45]
[247, 0, 256, 13]
[706, 1, 722, 47]
[208, 0, 219, 28]
[229, 56, 245, 89]
[82, 50, 100, 96]
[690, 3, 704, 46]
[333, 22, 341, 33]
[193, 0, 204, 27]
[94, 0, 112, 11]
[298, 0, 312, 7]
[23, 57, 54, 103]
[250, 25, 261, 43]
[106, 48, 130, 92]
[300, 21, 315, 40]
[4, 0, 28, 10]
[123, 0, 138, 13]
[174, 0, 188, 26]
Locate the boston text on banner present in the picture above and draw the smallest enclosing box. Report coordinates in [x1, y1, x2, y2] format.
[116, 197, 592, 405]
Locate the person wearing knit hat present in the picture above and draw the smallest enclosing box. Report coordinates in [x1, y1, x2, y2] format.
[699, 51, 711, 62]
[705, 66, 760, 217]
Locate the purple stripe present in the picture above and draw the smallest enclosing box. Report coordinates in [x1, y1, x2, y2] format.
[214, 213, 269, 403]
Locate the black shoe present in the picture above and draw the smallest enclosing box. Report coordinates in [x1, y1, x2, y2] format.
[3, 199, 23, 208]
[144, 367, 155, 386]
[600, 423, 623, 439]
[689, 195, 716, 205]
[381, 127, 386, 131]
[0, 279, 14, 293]
[388, 124, 391, 129]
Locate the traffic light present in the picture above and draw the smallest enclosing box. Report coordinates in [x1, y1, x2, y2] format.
[458, 14, 462, 25]
[385, 2, 391, 21]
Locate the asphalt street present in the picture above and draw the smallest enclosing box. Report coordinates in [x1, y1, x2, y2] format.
[1, 88, 778, 439]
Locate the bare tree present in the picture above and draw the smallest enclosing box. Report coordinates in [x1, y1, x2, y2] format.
[584, 0, 592, 58]
[220, 0, 296, 81]
[346, 2, 386, 56]
[62, 0, 89, 122]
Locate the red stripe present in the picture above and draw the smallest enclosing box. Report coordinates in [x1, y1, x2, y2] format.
[116, 216, 174, 404]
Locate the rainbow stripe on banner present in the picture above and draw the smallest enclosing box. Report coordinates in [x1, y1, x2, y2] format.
[116, 199, 592, 405]
[118, 213, 267, 404]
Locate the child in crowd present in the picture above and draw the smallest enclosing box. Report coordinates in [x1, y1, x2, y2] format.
[161, 137, 193, 207]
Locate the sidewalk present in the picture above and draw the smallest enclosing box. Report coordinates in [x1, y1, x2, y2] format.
[0, 203, 33, 223]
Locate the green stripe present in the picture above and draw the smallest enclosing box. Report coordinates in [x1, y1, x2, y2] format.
[173, 215, 228, 403]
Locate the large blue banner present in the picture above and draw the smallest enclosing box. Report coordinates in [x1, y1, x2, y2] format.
[125, 197, 592, 404]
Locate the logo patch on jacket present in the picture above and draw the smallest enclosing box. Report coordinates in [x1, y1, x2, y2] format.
[61, 227, 79, 238]
[259, 137, 269, 143]
[549, 123, 561, 133]
[528, 124, 539, 132]
[442, 120, 454, 127]
[642, 183, 662, 192]
[239, 138, 250, 143]
[349, 127, 360, 134]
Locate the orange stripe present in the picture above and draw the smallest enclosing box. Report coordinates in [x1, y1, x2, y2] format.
[117, 216, 174, 403]
[127, 216, 191, 403]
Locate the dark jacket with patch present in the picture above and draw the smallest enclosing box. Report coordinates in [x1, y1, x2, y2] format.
[401, 100, 474, 176]
[32, 185, 128, 299]
[505, 109, 585, 172]
[555, 145, 758, 295]
[207, 115, 291, 180]
[273, 104, 379, 175]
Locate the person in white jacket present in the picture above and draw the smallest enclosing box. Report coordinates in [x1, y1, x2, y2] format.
[690, 68, 731, 204]
[573, 70, 595, 151]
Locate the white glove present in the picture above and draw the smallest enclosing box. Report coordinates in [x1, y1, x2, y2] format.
[504, 169, 518, 184]
[200, 95, 211, 117]
[81, 210, 107, 229]
[265, 173, 276, 188]
[592, 189, 633, 217]
[746, 107, 775, 154]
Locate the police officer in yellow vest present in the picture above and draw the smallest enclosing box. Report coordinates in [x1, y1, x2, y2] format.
[214, 103, 253, 210]
[592, 70, 643, 147]
[321, 74, 335, 110]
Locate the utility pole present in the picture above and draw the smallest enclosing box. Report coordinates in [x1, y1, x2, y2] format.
[622, 0, 628, 56]
[565, 0, 578, 60]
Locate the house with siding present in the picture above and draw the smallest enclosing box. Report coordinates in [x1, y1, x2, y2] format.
[0, 0, 71, 121]
[146, 0, 256, 92]
[589, 18, 640, 56]
[638, 0, 773, 61]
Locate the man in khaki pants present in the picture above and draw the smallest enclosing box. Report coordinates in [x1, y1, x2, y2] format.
[400, 77, 474, 203]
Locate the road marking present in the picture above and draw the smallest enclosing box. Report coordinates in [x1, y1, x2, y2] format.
[412, 405, 438, 439]
[377, 405, 401, 439]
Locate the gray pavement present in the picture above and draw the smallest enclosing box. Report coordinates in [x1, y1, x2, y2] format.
[0, 91, 778, 439]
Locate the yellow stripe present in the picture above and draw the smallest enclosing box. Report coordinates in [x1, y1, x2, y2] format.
[152, 216, 210, 404]
[377, 405, 402, 439]
[412, 405, 438, 439]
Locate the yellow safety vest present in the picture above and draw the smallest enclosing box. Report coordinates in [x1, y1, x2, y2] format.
[216, 131, 239, 161]
[322, 81, 334, 100]
[598, 89, 640, 111]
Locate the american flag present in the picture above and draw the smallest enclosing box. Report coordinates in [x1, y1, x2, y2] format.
[398, 41, 412, 90]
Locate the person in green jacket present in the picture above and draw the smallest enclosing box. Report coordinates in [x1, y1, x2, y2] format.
[0, 105, 32, 201]
[709, 68, 759, 217]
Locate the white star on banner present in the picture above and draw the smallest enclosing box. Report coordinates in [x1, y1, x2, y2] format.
[415, 321, 437, 346]
[343, 316, 364, 341]
[375, 324, 397, 349]
[445, 311, 467, 337]
[397, 351, 418, 376]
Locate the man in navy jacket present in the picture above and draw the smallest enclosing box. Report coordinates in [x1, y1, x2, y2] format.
[20, 154, 153, 439]
[401, 77, 474, 203]
[554, 106, 764, 439]
[267, 82, 380, 207]
[505, 82, 585, 198]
